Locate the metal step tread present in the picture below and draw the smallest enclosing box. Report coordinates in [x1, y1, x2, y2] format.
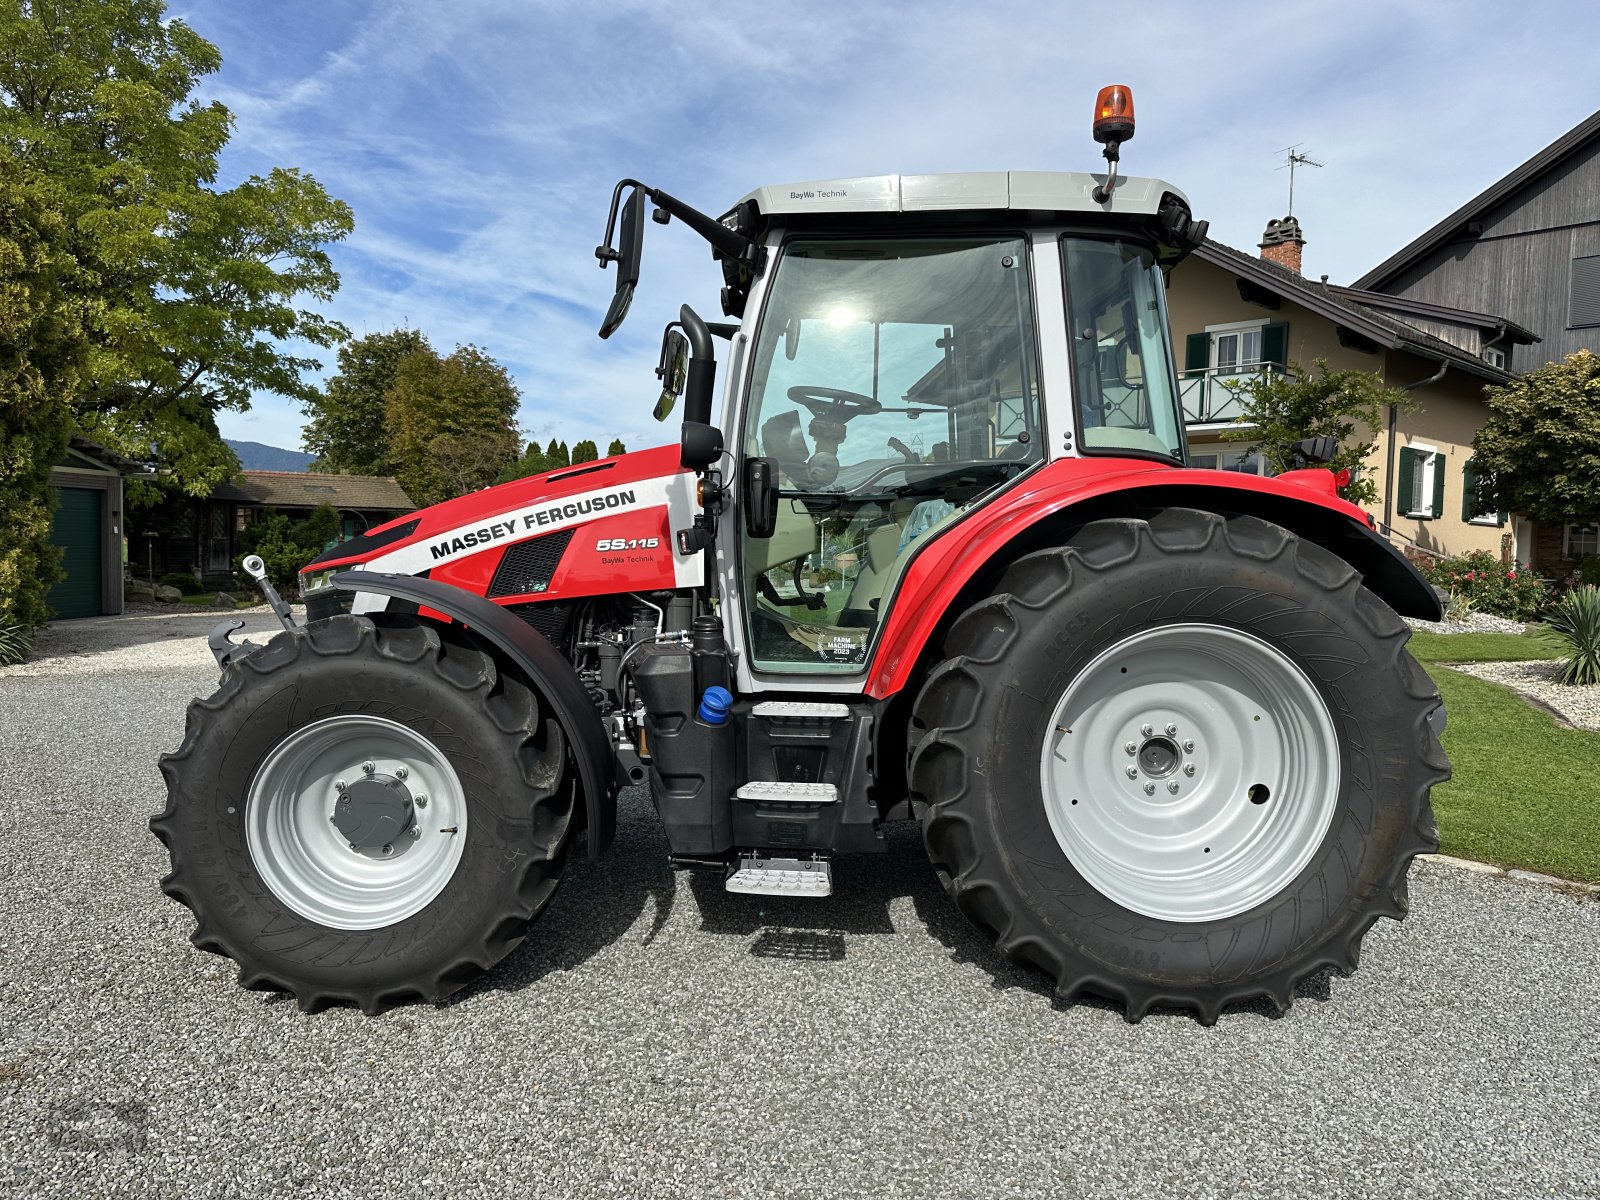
[735, 780, 839, 804]
[726, 855, 833, 897]
[752, 701, 851, 720]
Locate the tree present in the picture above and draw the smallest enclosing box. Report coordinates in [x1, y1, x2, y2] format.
[544, 438, 570, 469]
[606, 438, 627, 457]
[1473, 350, 1600, 525]
[0, 0, 353, 497]
[385, 344, 521, 505]
[571, 439, 599, 464]
[496, 440, 550, 485]
[0, 157, 90, 628]
[1223, 359, 1409, 507]
[303, 329, 430, 474]
[237, 504, 340, 592]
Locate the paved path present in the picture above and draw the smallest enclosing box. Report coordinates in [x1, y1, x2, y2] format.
[1, 616, 1597, 1199]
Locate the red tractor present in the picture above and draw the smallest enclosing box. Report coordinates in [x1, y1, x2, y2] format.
[153, 89, 1448, 1022]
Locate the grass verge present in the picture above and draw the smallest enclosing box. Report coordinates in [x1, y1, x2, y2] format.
[1407, 629, 1558, 664]
[1424, 665, 1600, 883]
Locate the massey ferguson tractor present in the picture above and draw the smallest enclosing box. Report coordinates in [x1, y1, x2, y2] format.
[152, 88, 1449, 1023]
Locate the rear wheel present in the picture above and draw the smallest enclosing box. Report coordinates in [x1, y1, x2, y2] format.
[152, 615, 577, 1012]
[908, 509, 1447, 1023]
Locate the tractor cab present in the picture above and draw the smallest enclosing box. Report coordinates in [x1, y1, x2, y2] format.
[599, 164, 1206, 684]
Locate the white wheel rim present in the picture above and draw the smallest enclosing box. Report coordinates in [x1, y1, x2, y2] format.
[1039, 623, 1340, 923]
[245, 715, 468, 930]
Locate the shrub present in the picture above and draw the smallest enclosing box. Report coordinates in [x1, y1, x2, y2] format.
[1576, 557, 1600, 589]
[0, 622, 33, 667]
[1419, 550, 1548, 622]
[1544, 585, 1600, 686]
[159, 572, 203, 596]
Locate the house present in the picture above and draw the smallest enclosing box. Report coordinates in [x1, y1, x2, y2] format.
[1353, 108, 1600, 571]
[46, 437, 145, 619]
[1167, 219, 1532, 560]
[138, 471, 414, 589]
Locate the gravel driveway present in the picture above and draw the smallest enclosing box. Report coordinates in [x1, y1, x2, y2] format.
[2, 613, 1598, 1199]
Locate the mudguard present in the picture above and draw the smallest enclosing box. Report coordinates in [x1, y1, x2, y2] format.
[331, 570, 618, 859]
[867, 459, 1443, 701]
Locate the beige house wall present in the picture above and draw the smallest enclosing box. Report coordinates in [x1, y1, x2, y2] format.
[1167, 258, 1509, 562]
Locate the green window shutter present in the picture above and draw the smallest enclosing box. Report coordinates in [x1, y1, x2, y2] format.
[1184, 332, 1209, 376]
[1461, 458, 1478, 522]
[1397, 448, 1416, 515]
[1431, 452, 1446, 519]
[1261, 322, 1289, 367]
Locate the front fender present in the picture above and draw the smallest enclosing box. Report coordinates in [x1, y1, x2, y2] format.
[866, 459, 1442, 700]
[330, 571, 617, 859]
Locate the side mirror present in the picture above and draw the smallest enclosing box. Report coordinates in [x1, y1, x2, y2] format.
[597, 187, 646, 339]
[744, 456, 779, 538]
[654, 327, 688, 422]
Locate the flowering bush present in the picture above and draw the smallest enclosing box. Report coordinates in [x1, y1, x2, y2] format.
[1419, 550, 1549, 621]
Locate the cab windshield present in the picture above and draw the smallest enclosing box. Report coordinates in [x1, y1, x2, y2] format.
[741, 236, 1041, 673]
[1062, 237, 1184, 462]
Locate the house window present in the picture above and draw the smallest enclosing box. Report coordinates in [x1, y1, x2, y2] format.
[1398, 445, 1445, 519]
[1461, 458, 1504, 527]
[1566, 524, 1599, 560]
[1481, 345, 1506, 370]
[1571, 255, 1600, 329]
[1188, 446, 1274, 476]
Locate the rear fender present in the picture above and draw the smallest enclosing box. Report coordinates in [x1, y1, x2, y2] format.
[331, 571, 617, 859]
[866, 463, 1442, 701]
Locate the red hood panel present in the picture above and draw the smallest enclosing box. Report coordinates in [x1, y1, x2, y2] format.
[305, 444, 703, 601]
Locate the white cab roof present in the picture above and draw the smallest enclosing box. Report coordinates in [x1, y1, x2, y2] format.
[735, 171, 1186, 219]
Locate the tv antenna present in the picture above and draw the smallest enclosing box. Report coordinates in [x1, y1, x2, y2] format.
[1277, 145, 1324, 216]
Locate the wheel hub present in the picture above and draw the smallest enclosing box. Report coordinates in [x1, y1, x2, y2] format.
[332, 774, 415, 855]
[1136, 734, 1182, 779]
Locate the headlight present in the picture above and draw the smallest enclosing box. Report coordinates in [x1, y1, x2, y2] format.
[298, 565, 356, 596]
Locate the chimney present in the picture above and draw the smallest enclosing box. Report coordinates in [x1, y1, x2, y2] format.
[1259, 216, 1305, 274]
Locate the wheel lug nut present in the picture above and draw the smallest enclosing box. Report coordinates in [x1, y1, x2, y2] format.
[334, 779, 347, 793]
[1141, 724, 1154, 737]
[1183, 763, 1196, 776]
[381, 844, 394, 856]
[414, 794, 428, 809]
[362, 761, 375, 775]
[395, 767, 408, 780]
[1125, 765, 1139, 779]
[409, 826, 421, 840]
[1165, 723, 1178, 736]
[1166, 781, 1180, 794]
[1143, 782, 1156, 795]
[1183, 740, 1195, 752]
[1124, 742, 1137, 756]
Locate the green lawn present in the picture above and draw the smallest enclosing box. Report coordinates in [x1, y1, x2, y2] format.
[1406, 629, 1559, 663]
[1411, 628, 1600, 883]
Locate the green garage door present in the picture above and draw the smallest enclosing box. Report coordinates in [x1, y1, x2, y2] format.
[47, 487, 103, 619]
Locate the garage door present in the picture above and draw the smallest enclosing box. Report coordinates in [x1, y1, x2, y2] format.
[47, 487, 104, 619]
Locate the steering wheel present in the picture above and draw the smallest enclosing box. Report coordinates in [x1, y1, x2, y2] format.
[787, 385, 883, 420]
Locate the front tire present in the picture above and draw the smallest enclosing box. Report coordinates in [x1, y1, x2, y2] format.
[151, 615, 578, 1013]
[908, 509, 1447, 1023]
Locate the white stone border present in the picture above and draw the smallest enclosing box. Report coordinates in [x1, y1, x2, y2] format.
[1418, 853, 1600, 898]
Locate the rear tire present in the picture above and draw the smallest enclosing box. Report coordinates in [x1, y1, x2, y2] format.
[908, 509, 1447, 1023]
[151, 615, 577, 1013]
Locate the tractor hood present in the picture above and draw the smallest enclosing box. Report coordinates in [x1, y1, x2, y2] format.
[299, 444, 704, 602]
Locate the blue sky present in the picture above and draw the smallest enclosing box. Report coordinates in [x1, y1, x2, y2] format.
[183, 0, 1600, 455]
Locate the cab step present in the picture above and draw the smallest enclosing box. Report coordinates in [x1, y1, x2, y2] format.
[735, 781, 839, 805]
[751, 701, 851, 721]
[725, 853, 833, 897]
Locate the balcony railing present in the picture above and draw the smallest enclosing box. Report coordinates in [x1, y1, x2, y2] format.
[1179, 363, 1289, 426]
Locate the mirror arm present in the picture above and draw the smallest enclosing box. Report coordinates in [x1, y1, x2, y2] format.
[647, 187, 764, 271]
[595, 178, 647, 266]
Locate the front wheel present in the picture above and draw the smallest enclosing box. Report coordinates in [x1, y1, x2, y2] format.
[151, 615, 578, 1013]
[909, 509, 1447, 1023]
